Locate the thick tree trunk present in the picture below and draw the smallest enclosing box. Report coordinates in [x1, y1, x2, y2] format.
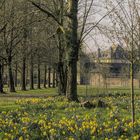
[67, 60, 78, 101]
[43, 64, 47, 88]
[37, 62, 41, 89]
[56, 0, 67, 95]
[66, 0, 79, 101]
[57, 62, 67, 95]
[48, 67, 51, 88]
[0, 63, 4, 93]
[8, 61, 15, 92]
[21, 58, 26, 90]
[30, 56, 34, 89]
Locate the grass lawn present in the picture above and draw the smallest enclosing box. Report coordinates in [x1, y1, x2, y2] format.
[0, 85, 140, 112]
[0, 94, 140, 139]
[0, 85, 140, 139]
[0, 88, 57, 111]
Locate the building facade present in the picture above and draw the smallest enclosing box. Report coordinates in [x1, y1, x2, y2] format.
[80, 44, 140, 88]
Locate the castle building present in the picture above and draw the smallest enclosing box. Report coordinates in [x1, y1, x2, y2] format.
[80, 44, 140, 88]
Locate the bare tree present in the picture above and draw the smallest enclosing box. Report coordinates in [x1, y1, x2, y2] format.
[30, 0, 96, 101]
[1, 0, 24, 92]
[104, 0, 140, 126]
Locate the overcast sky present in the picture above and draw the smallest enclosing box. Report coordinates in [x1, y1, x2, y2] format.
[81, 0, 110, 53]
[84, 0, 140, 53]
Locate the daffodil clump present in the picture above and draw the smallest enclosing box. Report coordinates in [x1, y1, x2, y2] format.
[0, 96, 140, 139]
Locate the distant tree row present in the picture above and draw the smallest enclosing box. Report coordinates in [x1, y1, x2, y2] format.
[0, 0, 96, 102]
[0, 0, 58, 93]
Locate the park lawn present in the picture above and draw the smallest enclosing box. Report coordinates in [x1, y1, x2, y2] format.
[78, 85, 140, 96]
[0, 95, 140, 139]
[0, 86, 140, 139]
[0, 85, 140, 112]
[0, 98, 19, 112]
[0, 88, 57, 112]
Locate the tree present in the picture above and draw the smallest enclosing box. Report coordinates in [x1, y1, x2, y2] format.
[66, 0, 79, 101]
[104, 0, 140, 126]
[0, 60, 4, 93]
[20, 0, 29, 91]
[0, 0, 26, 92]
[31, 0, 95, 101]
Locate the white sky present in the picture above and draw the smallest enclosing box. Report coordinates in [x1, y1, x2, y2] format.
[82, 0, 110, 53]
[84, 0, 140, 53]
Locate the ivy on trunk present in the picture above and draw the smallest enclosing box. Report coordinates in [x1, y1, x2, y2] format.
[66, 0, 79, 102]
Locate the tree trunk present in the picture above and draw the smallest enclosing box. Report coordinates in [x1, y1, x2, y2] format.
[67, 60, 78, 101]
[44, 64, 47, 88]
[130, 62, 135, 127]
[8, 61, 15, 92]
[7, 1, 15, 92]
[52, 68, 55, 88]
[0, 63, 4, 93]
[30, 55, 34, 90]
[14, 62, 18, 87]
[26, 63, 29, 86]
[48, 67, 51, 88]
[66, 0, 79, 101]
[21, 57, 26, 90]
[56, 0, 67, 95]
[56, 72, 58, 87]
[57, 62, 67, 95]
[37, 62, 41, 89]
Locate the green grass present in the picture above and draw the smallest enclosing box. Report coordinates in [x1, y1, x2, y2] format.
[1, 86, 140, 139]
[1, 96, 140, 139]
[0, 98, 19, 111]
[77, 85, 140, 96]
[0, 88, 57, 111]
[0, 85, 140, 111]
[3, 87, 57, 95]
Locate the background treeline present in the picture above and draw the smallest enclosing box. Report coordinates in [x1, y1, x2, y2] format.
[0, 0, 96, 102]
[0, 0, 62, 93]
